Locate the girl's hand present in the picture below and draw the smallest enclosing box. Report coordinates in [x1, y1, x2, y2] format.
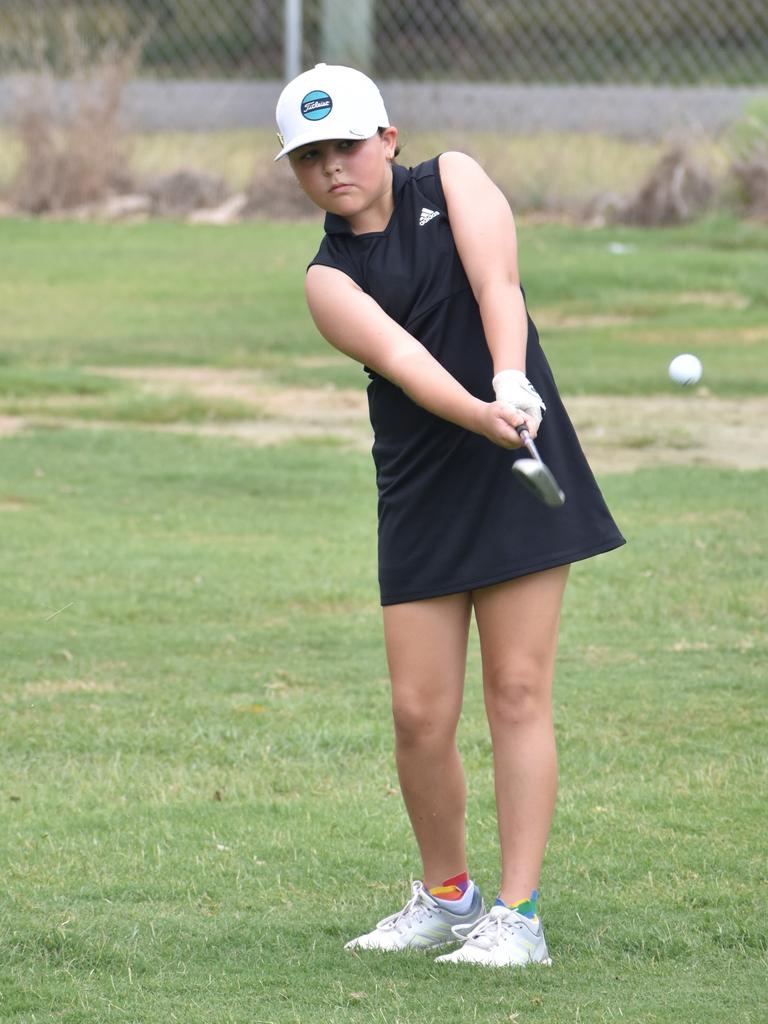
[492, 370, 546, 430]
[478, 402, 538, 449]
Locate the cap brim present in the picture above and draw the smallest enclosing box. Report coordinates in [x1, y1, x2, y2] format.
[273, 125, 379, 161]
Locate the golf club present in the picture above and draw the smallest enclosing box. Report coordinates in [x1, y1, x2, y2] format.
[511, 424, 566, 508]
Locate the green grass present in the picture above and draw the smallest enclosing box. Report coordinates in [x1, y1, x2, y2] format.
[1, 217, 766, 1022]
[2, 392, 264, 425]
[1, 433, 765, 1023]
[1, 216, 767, 397]
[0, 366, 264, 424]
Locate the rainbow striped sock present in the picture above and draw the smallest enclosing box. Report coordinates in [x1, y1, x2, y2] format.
[495, 889, 539, 920]
[429, 871, 470, 902]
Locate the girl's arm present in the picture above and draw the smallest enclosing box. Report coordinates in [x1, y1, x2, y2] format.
[438, 151, 544, 434]
[305, 265, 524, 449]
[438, 151, 528, 375]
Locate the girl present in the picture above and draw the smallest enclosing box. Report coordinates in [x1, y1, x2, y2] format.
[275, 64, 624, 967]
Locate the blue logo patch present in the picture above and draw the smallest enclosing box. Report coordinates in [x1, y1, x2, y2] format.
[301, 90, 333, 121]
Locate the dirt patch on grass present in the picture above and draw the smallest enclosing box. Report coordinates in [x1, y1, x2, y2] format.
[1, 367, 766, 474]
[24, 679, 117, 697]
[565, 393, 767, 472]
[535, 311, 637, 330]
[102, 366, 267, 406]
[0, 416, 26, 439]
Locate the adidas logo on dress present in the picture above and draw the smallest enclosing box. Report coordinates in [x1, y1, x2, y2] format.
[419, 207, 440, 226]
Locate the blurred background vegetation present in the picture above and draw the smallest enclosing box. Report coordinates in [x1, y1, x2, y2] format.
[0, 1, 766, 220]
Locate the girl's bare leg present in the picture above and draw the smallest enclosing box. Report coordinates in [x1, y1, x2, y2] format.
[382, 592, 473, 889]
[472, 565, 569, 906]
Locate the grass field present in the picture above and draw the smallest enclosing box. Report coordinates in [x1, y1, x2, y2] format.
[1, 214, 766, 1023]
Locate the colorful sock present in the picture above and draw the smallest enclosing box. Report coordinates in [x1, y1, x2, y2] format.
[429, 871, 476, 913]
[429, 871, 470, 902]
[495, 889, 539, 920]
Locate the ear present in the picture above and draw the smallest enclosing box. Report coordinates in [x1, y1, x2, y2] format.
[379, 126, 399, 160]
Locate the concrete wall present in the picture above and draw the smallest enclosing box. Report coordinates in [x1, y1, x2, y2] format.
[1, 76, 765, 138]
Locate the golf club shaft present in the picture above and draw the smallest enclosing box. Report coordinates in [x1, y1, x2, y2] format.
[515, 424, 543, 462]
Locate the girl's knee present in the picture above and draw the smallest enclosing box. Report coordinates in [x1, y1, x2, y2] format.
[392, 693, 459, 748]
[484, 662, 552, 728]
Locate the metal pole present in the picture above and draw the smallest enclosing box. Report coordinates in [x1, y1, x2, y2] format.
[284, 0, 302, 82]
[321, 0, 373, 70]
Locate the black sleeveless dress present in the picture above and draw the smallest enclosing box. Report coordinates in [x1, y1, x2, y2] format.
[310, 158, 625, 605]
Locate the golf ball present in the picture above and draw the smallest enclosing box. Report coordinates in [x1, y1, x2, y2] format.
[668, 353, 703, 386]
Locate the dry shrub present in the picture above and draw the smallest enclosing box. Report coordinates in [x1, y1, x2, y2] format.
[10, 13, 145, 213]
[147, 170, 231, 217]
[243, 164, 318, 220]
[616, 143, 715, 226]
[730, 150, 768, 220]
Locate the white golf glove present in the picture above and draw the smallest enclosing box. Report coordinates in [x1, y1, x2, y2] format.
[492, 369, 546, 429]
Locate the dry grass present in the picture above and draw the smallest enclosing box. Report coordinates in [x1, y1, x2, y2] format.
[730, 149, 768, 219]
[616, 143, 716, 225]
[0, 117, 742, 222]
[0, 124, 718, 216]
[9, 13, 145, 213]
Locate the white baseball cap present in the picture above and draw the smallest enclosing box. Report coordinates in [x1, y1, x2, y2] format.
[274, 63, 390, 161]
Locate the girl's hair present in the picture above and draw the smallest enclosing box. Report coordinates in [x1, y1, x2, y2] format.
[378, 126, 401, 160]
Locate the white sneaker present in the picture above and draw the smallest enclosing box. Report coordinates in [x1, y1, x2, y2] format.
[344, 880, 485, 951]
[435, 904, 552, 966]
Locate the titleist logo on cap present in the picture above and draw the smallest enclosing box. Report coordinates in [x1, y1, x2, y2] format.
[301, 91, 333, 120]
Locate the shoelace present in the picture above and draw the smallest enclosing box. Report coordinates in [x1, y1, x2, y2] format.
[458, 907, 525, 949]
[378, 882, 435, 933]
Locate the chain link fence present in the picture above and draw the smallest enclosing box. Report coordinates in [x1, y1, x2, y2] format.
[2, 1, 768, 134]
[2, 0, 768, 84]
[0, 1, 767, 218]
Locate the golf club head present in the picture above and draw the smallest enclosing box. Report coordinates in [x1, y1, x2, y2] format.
[511, 458, 566, 508]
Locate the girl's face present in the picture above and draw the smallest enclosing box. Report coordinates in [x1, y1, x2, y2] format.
[288, 128, 398, 231]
